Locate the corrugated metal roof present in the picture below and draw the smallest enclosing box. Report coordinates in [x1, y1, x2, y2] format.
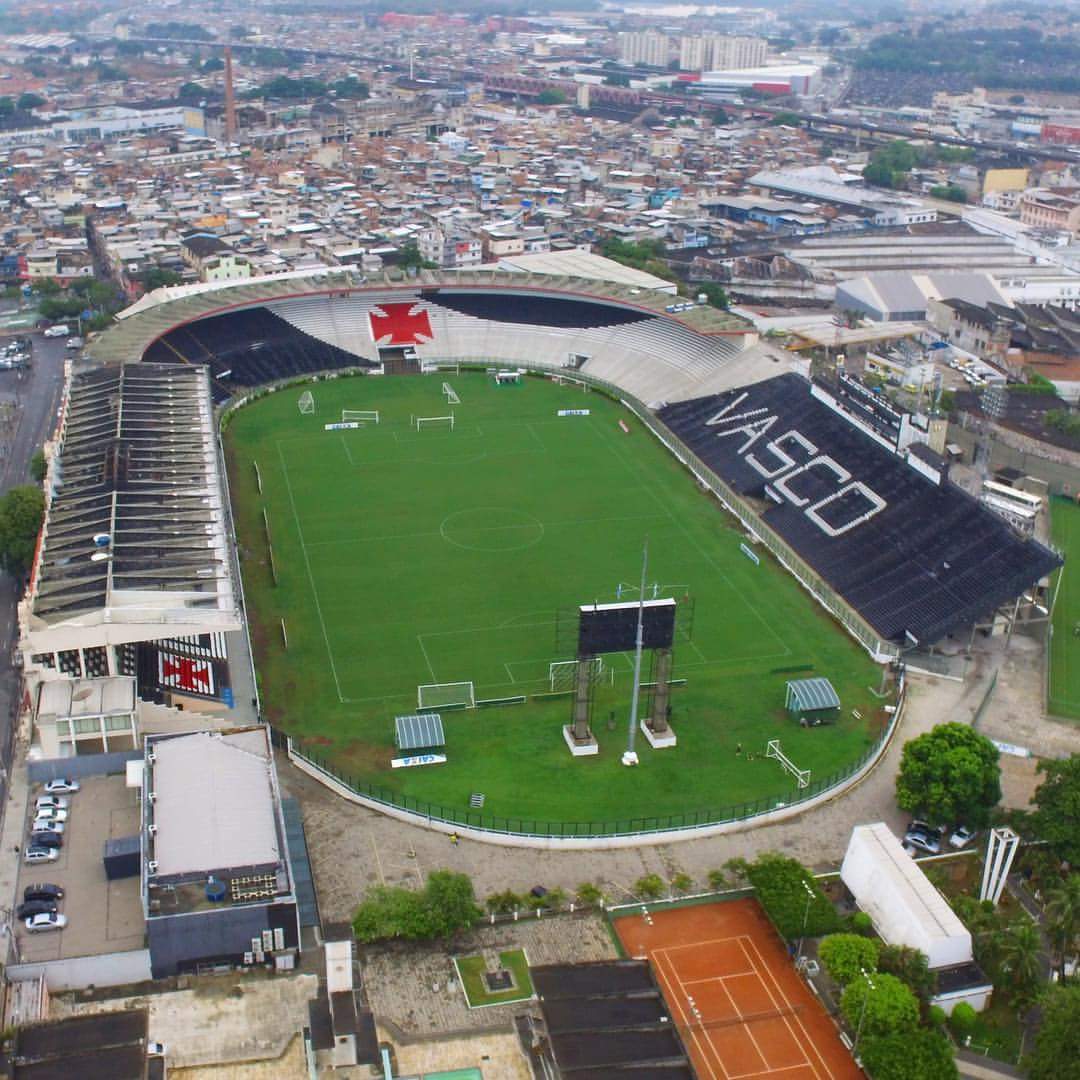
[395, 713, 445, 751]
[785, 677, 840, 712]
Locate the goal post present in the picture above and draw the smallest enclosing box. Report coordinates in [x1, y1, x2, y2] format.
[414, 414, 454, 431]
[341, 409, 379, 424]
[298, 390, 315, 415]
[418, 682, 475, 710]
[442, 381, 460, 405]
[765, 739, 811, 789]
[549, 657, 603, 692]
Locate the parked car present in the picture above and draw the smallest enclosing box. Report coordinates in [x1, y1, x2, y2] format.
[42, 779, 80, 794]
[32, 807, 68, 823]
[29, 831, 62, 849]
[35, 796, 69, 811]
[23, 883, 64, 902]
[24, 912, 67, 933]
[30, 819, 64, 835]
[949, 825, 977, 849]
[65, 336, 83, 351]
[42, 324, 69, 339]
[903, 828, 942, 855]
[24, 846, 59, 864]
[16, 899, 58, 920]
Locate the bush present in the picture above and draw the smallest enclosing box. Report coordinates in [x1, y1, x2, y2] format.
[819, 933, 880, 985]
[485, 890, 522, 915]
[576, 881, 605, 906]
[635, 874, 665, 901]
[671, 872, 693, 895]
[948, 1001, 977, 1040]
[928, 1004, 948, 1028]
[878, 944, 935, 1002]
[746, 854, 840, 939]
[841, 973, 920, 1038]
[29, 449, 46, 483]
[707, 869, 729, 891]
[353, 870, 481, 943]
[851, 911, 874, 935]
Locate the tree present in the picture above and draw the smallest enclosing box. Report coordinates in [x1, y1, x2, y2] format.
[1044, 874, 1080, 980]
[895, 723, 1001, 827]
[841, 973, 920, 1039]
[486, 889, 522, 914]
[930, 185, 967, 203]
[537, 89, 567, 106]
[770, 110, 802, 126]
[17, 92, 45, 110]
[996, 919, 1042, 1005]
[819, 933, 879, 985]
[671, 872, 693, 895]
[1024, 984, 1080, 1080]
[0, 485, 44, 576]
[1031, 755, 1080, 864]
[860, 1029, 958, 1080]
[142, 267, 184, 291]
[696, 282, 729, 310]
[35, 277, 61, 296]
[877, 944, 934, 1002]
[422, 870, 482, 938]
[745, 853, 840, 939]
[711, 106, 730, 125]
[398, 241, 437, 272]
[29, 449, 46, 483]
[948, 1001, 977, 1040]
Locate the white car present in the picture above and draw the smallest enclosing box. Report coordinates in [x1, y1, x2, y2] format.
[43, 779, 80, 794]
[35, 796, 69, 811]
[42, 325, 69, 339]
[25, 912, 67, 932]
[24, 847, 59, 864]
[949, 825, 977, 849]
[31, 819, 64, 835]
[32, 807, 68, 823]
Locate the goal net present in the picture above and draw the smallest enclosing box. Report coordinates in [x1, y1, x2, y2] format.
[442, 381, 460, 405]
[342, 409, 379, 424]
[298, 391, 315, 415]
[414, 415, 454, 431]
[549, 657, 603, 692]
[418, 682, 475, 710]
[766, 739, 811, 789]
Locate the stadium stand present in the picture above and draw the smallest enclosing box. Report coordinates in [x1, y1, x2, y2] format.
[658, 373, 1061, 647]
[143, 308, 373, 401]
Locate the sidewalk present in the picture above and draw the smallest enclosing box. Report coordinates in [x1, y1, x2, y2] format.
[0, 709, 34, 963]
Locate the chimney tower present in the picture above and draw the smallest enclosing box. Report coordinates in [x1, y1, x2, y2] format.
[224, 46, 237, 145]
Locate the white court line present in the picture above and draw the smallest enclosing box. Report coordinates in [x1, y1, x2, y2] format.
[340, 434, 354, 466]
[277, 442, 347, 703]
[683, 971, 758, 985]
[737, 936, 824, 1080]
[649, 947, 727, 1080]
[417, 634, 437, 682]
[504, 663, 516, 684]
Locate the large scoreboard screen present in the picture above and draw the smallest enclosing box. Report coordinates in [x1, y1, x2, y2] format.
[578, 598, 677, 656]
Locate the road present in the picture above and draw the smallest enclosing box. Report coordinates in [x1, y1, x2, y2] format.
[0, 333, 69, 810]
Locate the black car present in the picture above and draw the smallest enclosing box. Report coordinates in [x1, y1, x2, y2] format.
[29, 831, 62, 849]
[24, 883, 64, 903]
[16, 899, 58, 920]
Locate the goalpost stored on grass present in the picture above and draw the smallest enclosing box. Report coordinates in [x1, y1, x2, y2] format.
[298, 390, 315, 415]
[342, 409, 379, 424]
[418, 682, 476, 710]
[442, 382, 460, 405]
[766, 739, 811, 789]
[414, 414, 455, 431]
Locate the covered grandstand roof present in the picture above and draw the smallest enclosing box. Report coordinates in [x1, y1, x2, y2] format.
[785, 677, 840, 713]
[87, 266, 750, 366]
[658, 373, 1061, 647]
[23, 364, 240, 652]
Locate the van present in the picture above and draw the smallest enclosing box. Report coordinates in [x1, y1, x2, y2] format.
[43, 324, 69, 338]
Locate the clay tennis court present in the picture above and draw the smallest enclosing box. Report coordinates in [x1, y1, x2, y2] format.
[614, 898, 862, 1080]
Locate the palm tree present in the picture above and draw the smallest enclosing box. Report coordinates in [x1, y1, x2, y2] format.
[1044, 874, 1080, 980]
[997, 920, 1043, 1007]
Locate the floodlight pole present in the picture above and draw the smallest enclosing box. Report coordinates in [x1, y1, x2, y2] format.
[625, 539, 648, 764]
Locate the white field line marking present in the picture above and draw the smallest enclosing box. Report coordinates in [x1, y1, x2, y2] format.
[277, 442, 346, 703]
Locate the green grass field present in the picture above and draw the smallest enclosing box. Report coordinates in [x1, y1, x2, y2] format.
[1049, 496, 1080, 720]
[454, 949, 534, 1007]
[224, 372, 887, 824]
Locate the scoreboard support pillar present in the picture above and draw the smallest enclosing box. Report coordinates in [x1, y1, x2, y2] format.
[563, 658, 599, 757]
[642, 648, 677, 749]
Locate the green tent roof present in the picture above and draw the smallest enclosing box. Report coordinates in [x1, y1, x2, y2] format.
[785, 677, 840, 713]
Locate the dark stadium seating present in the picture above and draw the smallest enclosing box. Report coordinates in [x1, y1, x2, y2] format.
[143, 308, 373, 401]
[420, 289, 652, 328]
[658, 374, 1061, 646]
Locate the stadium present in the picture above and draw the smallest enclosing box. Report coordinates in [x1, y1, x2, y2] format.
[17, 260, 1060, 844]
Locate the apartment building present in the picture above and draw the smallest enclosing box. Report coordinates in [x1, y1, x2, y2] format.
[679, 34, 767, 73]
[617, 30, 671, 69]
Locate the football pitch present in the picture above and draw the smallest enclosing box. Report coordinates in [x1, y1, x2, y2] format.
[1049, 496, 1080, 720]
[225, 372, 885, 823]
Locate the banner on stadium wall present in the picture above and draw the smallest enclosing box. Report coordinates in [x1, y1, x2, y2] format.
[157, 652, 215, 696]
[558, 409, 591, 417]
[325, 422, 361, 431]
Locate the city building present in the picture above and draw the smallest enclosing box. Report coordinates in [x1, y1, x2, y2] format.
[679, 34, 767, 73]
[617, 30, 671, 69]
